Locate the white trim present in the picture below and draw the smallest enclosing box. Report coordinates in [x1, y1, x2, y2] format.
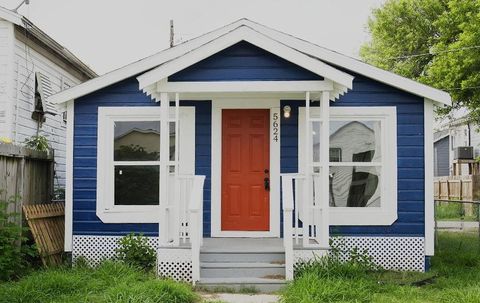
[49, 20, 450, 106]
[48, 19, 252, 105]
[211, 99, 281, 237]
[64, 100, 74, 251]
[424, 99, 435, 256]
[240, 19, 451, 106]
[299, 106, 398, 225]
[155, 80, 334, 93]
[96, 106, 195, 223]
[0, 6, 22, 26]
[138, 26, 353, 93]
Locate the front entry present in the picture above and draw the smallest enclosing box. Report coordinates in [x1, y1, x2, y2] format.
[221, 109, 270, 231]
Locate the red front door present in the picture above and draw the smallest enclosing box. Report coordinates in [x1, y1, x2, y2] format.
[221, 109, 270, 231]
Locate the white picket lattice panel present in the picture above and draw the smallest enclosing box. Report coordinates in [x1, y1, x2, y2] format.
[331, 236, 425, 271]
[157, 248, 193, 282]
[72, 235, 158, 266]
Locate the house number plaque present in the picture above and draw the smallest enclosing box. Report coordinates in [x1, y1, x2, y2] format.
[272, 108, 280, 143]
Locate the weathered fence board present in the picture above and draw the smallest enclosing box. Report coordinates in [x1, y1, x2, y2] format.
[23, 202, 65, 266]
[0, 144, 54, 213]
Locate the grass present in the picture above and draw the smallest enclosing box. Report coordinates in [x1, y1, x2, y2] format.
[281, 231, 480, 303]
[0, 261, 199, 303]
[436, 203, 479, 221]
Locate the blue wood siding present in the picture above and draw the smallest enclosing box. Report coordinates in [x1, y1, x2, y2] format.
[72, 78, 212, 236]
[281, 74, 425, 237]
[72, 44, 425, 239]
[169, 41, 323, 82]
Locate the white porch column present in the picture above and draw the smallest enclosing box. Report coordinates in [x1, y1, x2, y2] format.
[303, 92, 311, 246]
[319, 91, 330, 247]
[159, 92, 170, 245]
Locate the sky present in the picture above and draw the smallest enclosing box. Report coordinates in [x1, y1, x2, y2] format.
[0, 0, 386, 75]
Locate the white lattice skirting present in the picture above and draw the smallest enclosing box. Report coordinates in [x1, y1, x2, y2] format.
[294, 236, 425, 272]
[72, 235, 159, 266]
[72, 235, 193, 282]
[157, 248, 192, 282]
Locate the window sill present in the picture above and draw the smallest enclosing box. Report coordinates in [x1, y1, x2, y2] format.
[97, 207, 160, 223]
[330, 208, 397, 226]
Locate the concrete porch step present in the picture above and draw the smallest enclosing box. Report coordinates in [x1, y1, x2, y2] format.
[200, 261, 285, 278]
[198, 277, 286, 293]
[200, 251, 285, 263]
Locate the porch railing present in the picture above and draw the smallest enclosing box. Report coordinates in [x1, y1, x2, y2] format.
[188, 175, 205, 283]
[282, 173, 329, 280]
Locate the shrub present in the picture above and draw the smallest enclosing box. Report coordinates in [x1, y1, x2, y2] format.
[115, 233, 156, 271]
[294, 239, 380, 280]
[24, 135, 49, 152]
[0, 195, 37, 281]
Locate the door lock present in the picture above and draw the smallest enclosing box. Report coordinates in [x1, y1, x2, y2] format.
[264, 177, 270, 191]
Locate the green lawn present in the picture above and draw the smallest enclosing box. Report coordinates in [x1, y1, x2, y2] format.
[436, 203, 479, 222]
[1, 232, 480, 303]
[0, 261, 198, 303]
[281, 232, 480, 303]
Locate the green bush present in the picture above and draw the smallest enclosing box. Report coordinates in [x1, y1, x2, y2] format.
[0, 195, 37, 281]
[115, 233, 156, 271]
[24, 135, 49, 152]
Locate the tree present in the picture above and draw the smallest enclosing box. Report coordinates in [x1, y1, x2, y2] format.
[361, 0, 480, 122]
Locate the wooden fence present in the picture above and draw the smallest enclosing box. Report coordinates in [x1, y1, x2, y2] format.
[434, 175, 480, 216]
[0, 144, 54, 217]
[23, 203, 65, 266]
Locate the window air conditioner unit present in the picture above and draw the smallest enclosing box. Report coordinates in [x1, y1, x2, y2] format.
[454, 146, 474, 160]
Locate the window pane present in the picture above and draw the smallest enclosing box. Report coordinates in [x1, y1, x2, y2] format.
[114, 121, 160, 161]
[330, 121, 381, 162]
[329, 166, 380, 207]
[114, 166, 159, 205]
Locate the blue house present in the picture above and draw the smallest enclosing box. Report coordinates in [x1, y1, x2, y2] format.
[49, 19, 451, 289]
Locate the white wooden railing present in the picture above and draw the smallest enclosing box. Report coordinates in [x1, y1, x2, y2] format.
[282, 173, 329, 280]
[188, 175, 205, 283]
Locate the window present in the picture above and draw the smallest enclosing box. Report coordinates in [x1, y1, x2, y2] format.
[32, 72, 57, 122]
[299, 107, 397, 226]
[113, 121, 161, 205]
[329, 120, 381, 208]
[96, 106, 195, 223]
[329, 148, 342, 162]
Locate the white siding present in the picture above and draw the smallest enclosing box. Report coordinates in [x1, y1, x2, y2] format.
[469, 124, 480, 157]
[0, 21, 14, 138]
[12, 34, 82, 189]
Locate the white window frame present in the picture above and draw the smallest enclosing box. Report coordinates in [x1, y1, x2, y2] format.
[96, 106, 195, 223]
[299, 106, 397, 225]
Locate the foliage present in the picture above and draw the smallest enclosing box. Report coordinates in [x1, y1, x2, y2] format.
[361, 0, 480, 122]
[282, 232, 480, 303]
[115, 233, 156, 271]
[24, 135, 49, 152]
[114, 144, 159, 161]
[0, 260, 199, 303]
[0, 195, 37, 281]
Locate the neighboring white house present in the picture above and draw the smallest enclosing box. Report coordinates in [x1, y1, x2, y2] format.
[0, 6, 96, 192]
[434, 109, 480, 176]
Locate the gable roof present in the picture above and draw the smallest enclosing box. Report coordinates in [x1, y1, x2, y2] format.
[0, 6, 97, 79]
[48, 18, 451, 106]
